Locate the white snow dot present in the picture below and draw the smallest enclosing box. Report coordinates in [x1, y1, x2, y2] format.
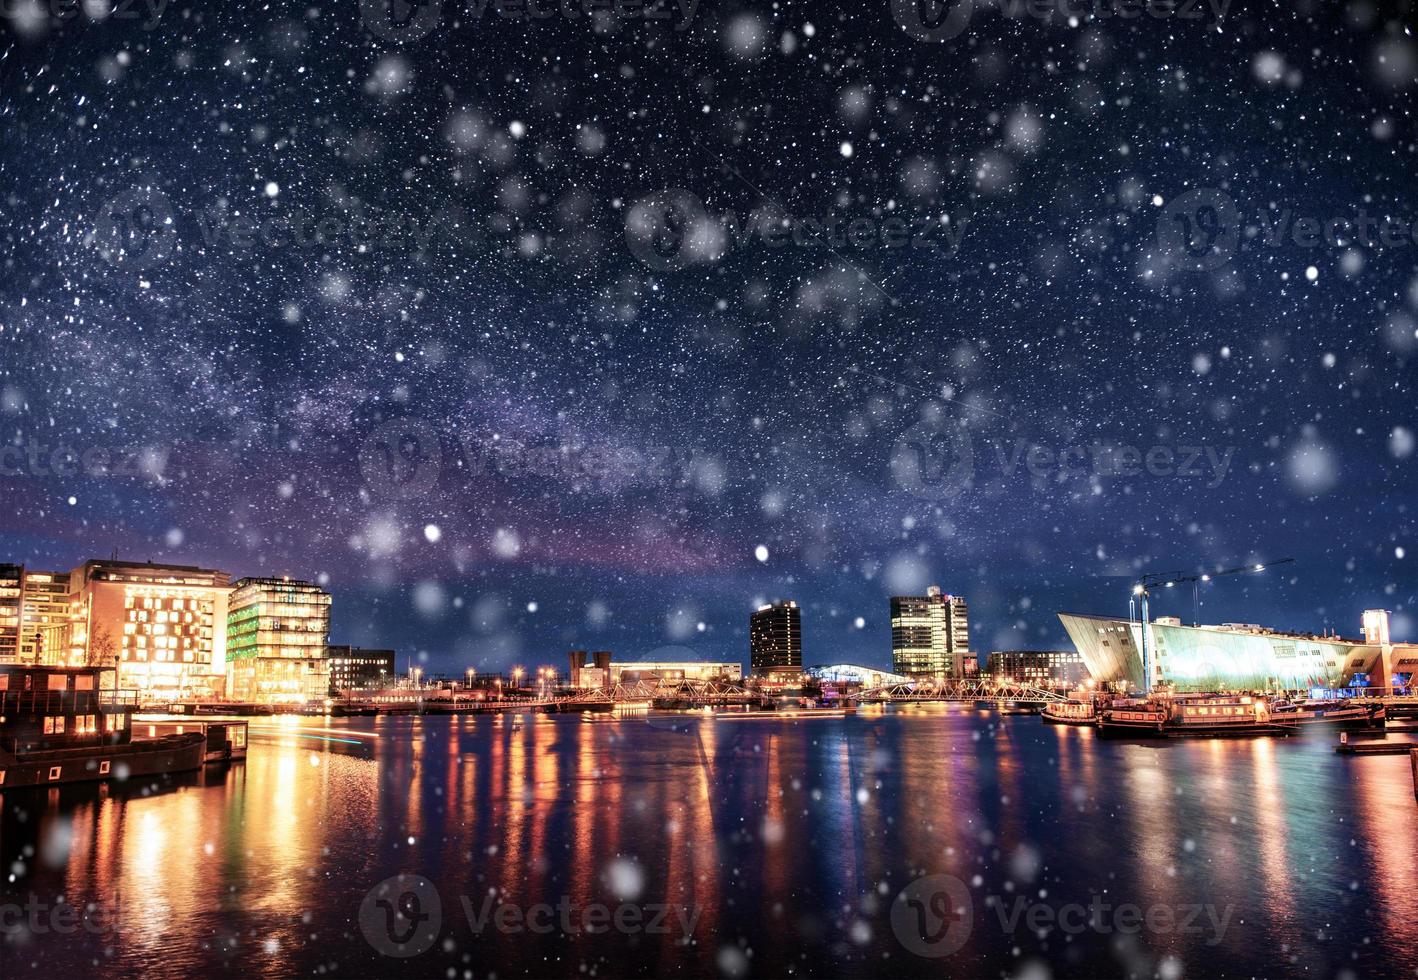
[754, 544, 770, 563]
[424, 523, 442, 543]
[1305, 265, 1319, 281]
[1390, 426, 1415, 459]
[264, 181, 280, 198]
[605, 857, 645, 901]
[839, 141, 854, 158]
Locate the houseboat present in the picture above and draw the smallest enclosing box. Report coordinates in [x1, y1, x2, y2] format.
[1268, 698, 1386, 730]
[1042, 699, 1098, 725]
[1099, 695, 1295, 738]
[0, 664, 240, 788]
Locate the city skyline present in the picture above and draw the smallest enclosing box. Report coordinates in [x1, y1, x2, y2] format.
[0, 545, 1406, 681]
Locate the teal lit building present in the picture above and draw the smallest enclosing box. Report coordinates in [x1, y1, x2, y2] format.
[1059, 611, 1412, 693]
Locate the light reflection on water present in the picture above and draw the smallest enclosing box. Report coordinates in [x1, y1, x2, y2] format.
[1, 707, 1415, 978]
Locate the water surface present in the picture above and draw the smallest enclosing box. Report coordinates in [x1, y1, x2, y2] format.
[1, 707, 1414, 978]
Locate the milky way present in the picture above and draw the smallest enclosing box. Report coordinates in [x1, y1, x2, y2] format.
[1, 1, 1415, 674]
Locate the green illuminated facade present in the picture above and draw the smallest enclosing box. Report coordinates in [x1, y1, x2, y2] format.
[226, 577, 331, 703]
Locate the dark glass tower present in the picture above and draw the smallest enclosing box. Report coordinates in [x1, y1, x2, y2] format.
[750, 600, 801, 677]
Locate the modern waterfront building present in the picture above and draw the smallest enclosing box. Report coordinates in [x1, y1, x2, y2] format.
[65, 559, 231, 700]
[0, 565, 72, 665]
[607, 660, 743, 684]
[890, 586, 970, 679]
[804, 663, 911, 687]
[327, 645, 395, 693]
[226, 577, 332, 704]
[568, 650, 741, 688]
[0, 564, 23, 663]
[986, 649, 1089, 688]
[750, 600, 801, 678]
[1059, 609, 1414, 693]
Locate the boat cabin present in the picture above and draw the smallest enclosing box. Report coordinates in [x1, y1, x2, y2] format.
[0, 664, 137, 754]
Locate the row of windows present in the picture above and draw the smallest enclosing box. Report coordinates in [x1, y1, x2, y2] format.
[43, 713, 103, 734]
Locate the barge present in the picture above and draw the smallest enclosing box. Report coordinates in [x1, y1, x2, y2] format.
[1042, 700, 1098, 725]
[1099, 695, 1295, 738]
[0, 664, 244, 789]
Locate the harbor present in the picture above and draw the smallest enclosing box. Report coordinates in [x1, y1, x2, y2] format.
[2, 705, 1415, 979]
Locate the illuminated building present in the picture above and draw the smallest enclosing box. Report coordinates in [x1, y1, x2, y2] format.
[750, 600, 801, 678]
[226, 577, 331, 704]
[327, 645, 395, 693]
[567, 650, 741, 687]
[803, 663, 910, 687]
[1059, 609, 1413, 692]
[890, 586, 970, 679]
[606, 661, 742, 684]
[986, 650, 1089, 688]
[0, 564, 72, 665]
[0, 564, 21, 663]
[67, 559, 231, 700]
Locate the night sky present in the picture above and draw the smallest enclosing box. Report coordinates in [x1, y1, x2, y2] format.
[1, 1, 1415, 678]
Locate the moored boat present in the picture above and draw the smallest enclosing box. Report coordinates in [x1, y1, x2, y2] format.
[1099, 695, 1295, 738]
[1269, 698, 1385, 730]
[0, 663, 229, 789]
[1042, 700, 1098, 725]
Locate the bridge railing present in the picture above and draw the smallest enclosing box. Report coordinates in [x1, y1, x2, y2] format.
[853, 680, 1066, 703]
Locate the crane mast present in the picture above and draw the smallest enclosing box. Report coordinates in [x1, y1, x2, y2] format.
[1131, 558, 1295, 694]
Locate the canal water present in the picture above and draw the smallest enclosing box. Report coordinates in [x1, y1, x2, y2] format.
[1, 707, 1414, 978]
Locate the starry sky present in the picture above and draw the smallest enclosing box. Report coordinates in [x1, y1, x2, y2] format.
[1, 0, 1415, 677]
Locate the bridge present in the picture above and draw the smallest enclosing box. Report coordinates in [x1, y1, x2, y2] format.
[338, 677, 1066, 715]
[852, 679, 1066, 705]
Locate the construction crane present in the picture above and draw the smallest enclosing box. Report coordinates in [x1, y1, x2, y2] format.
[1131, 558, 1295, 694]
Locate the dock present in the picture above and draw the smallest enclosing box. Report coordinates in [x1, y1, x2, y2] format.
[1334, 730, 1418, 756]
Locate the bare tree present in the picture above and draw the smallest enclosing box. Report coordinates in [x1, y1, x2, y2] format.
[86, 627, 118, 669]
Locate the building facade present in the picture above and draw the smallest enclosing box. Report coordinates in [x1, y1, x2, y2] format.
[1059, 610, 1413, 693]
[803, 663, 911, 688]
[750, 600, 801, 678]
[891, 586, 970, 679]
[226, 577, 331, 704]
[987, 649, 1089, 688]
[327, 645, 395, 693]
[0, 565, 73, 665]
[67, 560, 231, 700]
[0, 564, 22, 663]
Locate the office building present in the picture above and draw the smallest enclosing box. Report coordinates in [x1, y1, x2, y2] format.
[0, 564, 73, 665]
[890, 586, 970, 679]
[0, 564, 22, 663]
[226, 577, 332, 703]
[987, 649, 1089, 688]
[750, 600, 801, 678]
[327, 645, 396, 693]
[62, 559, 232, 700]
